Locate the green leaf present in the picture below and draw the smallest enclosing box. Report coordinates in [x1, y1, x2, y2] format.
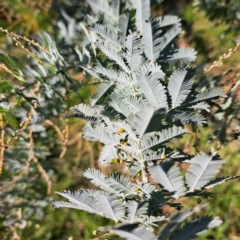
[3, 112, 19, 128]
[0, 80, 13, 93]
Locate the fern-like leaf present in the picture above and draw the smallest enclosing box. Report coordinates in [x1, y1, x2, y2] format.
[203, 175, 240, 189]
[105, 173, 139, 196]
[95, 193, 125, 221]
[99, 144, 117, 166]
[142, 19, 162, 62]
[87, 0, 118, 21]
[141, 126, 188, 150]
[125, 30, 143, 71]
[95, 40, 129, 72]
[186, 152, 225, 191]
[83, 124, 120, 145]
[169, 216, 222, 240]
[95, 66, 131, 85]
[157, 15, 181, 28]
[148, 161, 187, 199]
[91, 23, 121, 49]
[159, 48, 196, 65]
[159, 25, 181, 53]
[138, 63, 167, 108]
[70, 103, 97, 116]
[126, 201, 148, 222]
[53, 190, 102, 215]
[190, 87, 226, 103]
[90, 82, 114, 106]
[107, 222, 156, 240]
[171, 112, 206, 126]
[132, 0, 150, 33]
[83, 169, 115, 193]
[168, 67, 195, 108]
[157, 209, 193, 240]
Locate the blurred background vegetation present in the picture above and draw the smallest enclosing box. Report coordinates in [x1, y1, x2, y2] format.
[0, 0, 239, 239]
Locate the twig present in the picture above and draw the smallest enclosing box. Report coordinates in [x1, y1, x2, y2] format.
[204, 43, 240, 73]
[0, 114, 4, 174]
[60, 118, 69, 158]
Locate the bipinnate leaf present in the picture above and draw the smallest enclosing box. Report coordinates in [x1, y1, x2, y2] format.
[132, 0, 150, 33]
[95, 40, 129, 72]
[157, 209, 193, 240]
[186, 152, 225, 191]
[53, 190, 102, 215]
[159, 25, 181, 53]
[169, 216, 223, 240]
[83, 168, 115, 193]
[125, 30, 143, 71]
[191, 87, 226, 103]
[70, 103, 97, 116]
[142, 19, 162, 62]
[87, 0, 118, 20]
[141, 126, 188, 150]
[91, 23, 120, 49]
[83, 124, 119, 145]
[157, 15, 181, 28]
[168, 67, 195, 108]
[90, 82, 113, 106]
[106, 173, 139, 196]
[148, 160, 187, 199]
[203, 175, 240, 189]
[138, 63, 167, 108]
[102, 222, 156, 240]
[95, 193, 125, 222]
[159, 48, 196, 64]
[171, 112, 206, 126]
[99, 144, 117, 166]
[126, 201, 148, 222]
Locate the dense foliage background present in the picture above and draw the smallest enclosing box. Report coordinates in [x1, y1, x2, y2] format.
[0, 0, 239, 239]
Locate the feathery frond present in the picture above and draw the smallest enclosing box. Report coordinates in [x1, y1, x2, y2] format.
[141, 126, 188, 150]
[83, 124, 120, 144]
[91, 23, 121, 50]
[105, 173, 139, 196]
[203, 175, 240, 189]
[186, 152, 225, 191]
[159, 25, 181, 53]
[95, 193, 125, 221]
[138, 63, 167, 108]
[157, 209, 193, 240]
[168, 67, 195, 108]
[157, 15, 181, 28]
[191, 87, 226, 103]
[95, 41, 130, 72]
[159, 48, 197, 65]
[126, 201, 148, 222]
[171, 112, 206, 126]
[109, 222, 156, 240]
[83, 169, 116, 193]
[142, 19, 162, 62]
[125, 31, 143, 71]
[148, 161, 187, 198]
[53, 190, 102, 215]
[99, 144, 117, 166]
[90, 82, 114, 106]
[132, 0, 150, 33]
[95, 66, 131, 85]
[169, 216, 223, 240]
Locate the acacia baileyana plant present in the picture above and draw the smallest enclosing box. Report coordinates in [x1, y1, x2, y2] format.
[53, 0, 240, 239]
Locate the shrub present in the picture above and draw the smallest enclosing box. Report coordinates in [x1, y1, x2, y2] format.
[52, 0, 239, 239]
